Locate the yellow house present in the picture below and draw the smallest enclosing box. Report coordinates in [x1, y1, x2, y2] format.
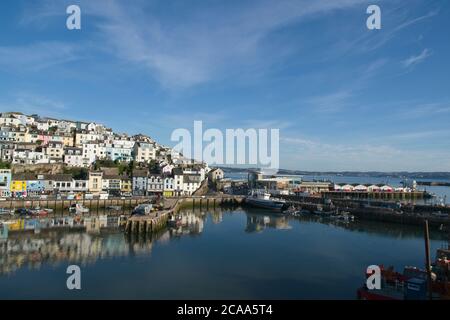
[121, 178, 132, 194]
[88, 171, 103, 194]
[62, 134, 75, 147]
[10, 179, 27, 197]
[163, 190, 174, 197]
[10, 180, 26, 192]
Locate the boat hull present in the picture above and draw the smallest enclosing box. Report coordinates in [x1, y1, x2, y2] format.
[245, 198, 287, 211]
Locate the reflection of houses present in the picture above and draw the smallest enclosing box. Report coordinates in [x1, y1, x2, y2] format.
[171, 211, 205, 235]
[0, 217, 155, 275]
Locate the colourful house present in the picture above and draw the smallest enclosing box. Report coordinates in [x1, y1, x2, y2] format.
[10, 180, 27, 197]
[0, 169, 12, 197]
[26, 180, 45, 197]
[10, 173, 36, 198]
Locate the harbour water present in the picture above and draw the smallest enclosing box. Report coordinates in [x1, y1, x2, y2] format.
[0, 208, 447, 299]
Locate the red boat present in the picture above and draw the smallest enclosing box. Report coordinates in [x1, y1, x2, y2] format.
[357, 249, 450, 300]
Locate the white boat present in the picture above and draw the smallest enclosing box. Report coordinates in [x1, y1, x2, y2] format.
[0, 208, 13, 216]
[245, 191, 288, 211]
[131, 203, 153, 216]
[69, 203, 89, 215]
[432, 211, 449, 218]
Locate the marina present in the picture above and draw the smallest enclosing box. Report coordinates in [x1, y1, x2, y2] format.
[0, 207, 448, 299]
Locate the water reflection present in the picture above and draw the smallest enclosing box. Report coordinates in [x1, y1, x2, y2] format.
[245, 214, 292, 233]
[0, 209, 448, 277]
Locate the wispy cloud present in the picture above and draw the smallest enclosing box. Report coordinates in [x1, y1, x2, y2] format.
[0, 42, 83, 72]
[305, 90, 354, 113]
[402, 48, 432, 68]
[0, 93, 67, 117]
[18, 0, 371, 89]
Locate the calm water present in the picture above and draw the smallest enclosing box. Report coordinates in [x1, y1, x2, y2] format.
[0, 208, 448, 299]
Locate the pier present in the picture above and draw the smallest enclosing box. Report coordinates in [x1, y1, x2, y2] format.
[282, 195, 450, 230]
[124, 195, 245, 235]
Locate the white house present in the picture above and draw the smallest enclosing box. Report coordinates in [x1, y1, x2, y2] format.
[104, 139, 134, 162]
[163, 177, 175, 197]
[133, 142, 156, 163]
[64, 147, 88, 167]
[44, 141, 64, 160]
[75, 131, 102, 146]
[182, 173, 202, 196]
[12, 149, 49, 165]
[147, 174, 164, 194]
[82, 142, 105, 164]
[162, 164, 174, 175]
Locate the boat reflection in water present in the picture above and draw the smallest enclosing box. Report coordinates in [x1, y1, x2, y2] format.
[245, 213, 292, 233]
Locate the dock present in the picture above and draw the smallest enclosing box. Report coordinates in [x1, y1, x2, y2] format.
[124, 195, 245, 235]
[282, 195, 450, 230]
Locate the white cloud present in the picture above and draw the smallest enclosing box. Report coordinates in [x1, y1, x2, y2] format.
[402, 48, 432, 68]
[18, 0, 369, 89]
[0, 42, 82, 72]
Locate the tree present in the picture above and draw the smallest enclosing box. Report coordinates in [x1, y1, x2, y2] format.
[148, 159, 159, 173]
[64, 167, 88, 180]
[0, 161, 11, 169]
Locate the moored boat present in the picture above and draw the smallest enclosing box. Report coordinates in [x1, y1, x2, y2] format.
[0, 208, 14, 216]
[69, 203, 89, 215]
[245, 191, 288, 212]
[357, 248, 450, 300]
[131, 203, 153, 216]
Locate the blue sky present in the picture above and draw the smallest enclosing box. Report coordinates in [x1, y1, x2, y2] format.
[0, 0, 449, 171]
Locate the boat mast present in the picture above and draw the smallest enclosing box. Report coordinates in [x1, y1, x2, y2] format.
[424, 220, 433, 300]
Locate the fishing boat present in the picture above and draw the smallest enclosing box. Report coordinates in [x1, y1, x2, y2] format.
[313, 205, 334, 216]
[69, 203, 89, 215]
[31, 207, 54, 217]
[245, 190, 288, 211]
